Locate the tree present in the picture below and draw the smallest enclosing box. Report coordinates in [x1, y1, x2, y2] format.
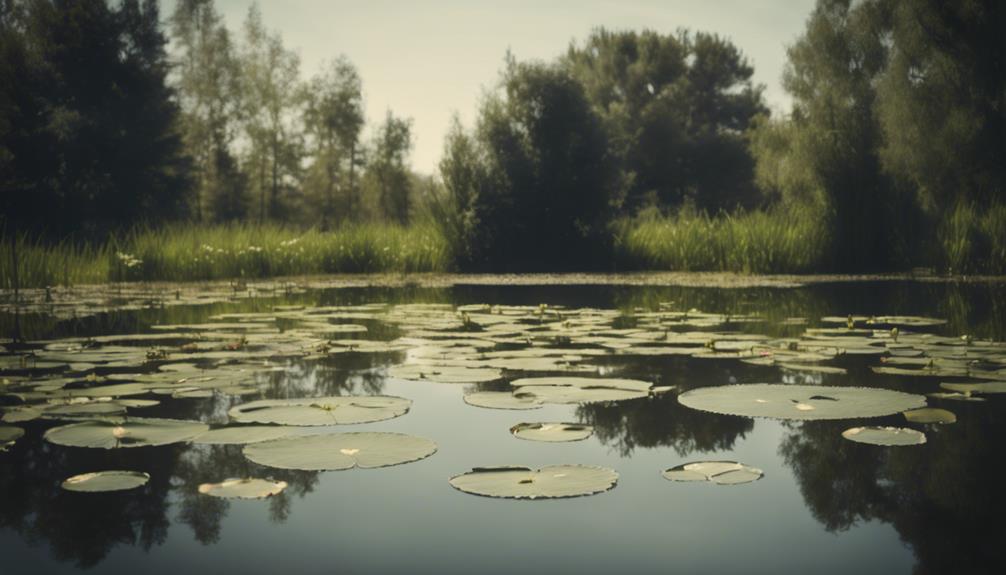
[439, 56, 618, 270]
[1, 0, 190, 237]
[365, 111, 413, 224]
[170, 0, 242, 222]
[564, 28, 766, 212]
[239, 3, 301, 222]
[302, 56, 364, 228]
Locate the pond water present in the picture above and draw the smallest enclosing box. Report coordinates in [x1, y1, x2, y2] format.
[2, 278, 1005, 574]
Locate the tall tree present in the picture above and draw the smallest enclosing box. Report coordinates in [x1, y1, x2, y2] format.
[1, 0, 189, 237]
[239, 3, 301, 222]
[302, 56, 364, 227]
[366, 111, 413, 224]
[170, 0, 241, 222]
[564, 28, 766, 212]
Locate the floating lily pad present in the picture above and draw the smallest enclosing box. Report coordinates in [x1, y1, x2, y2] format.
[387, 364, 502, 384]
[510, 422, 594, 442]
[662, 461, 764, 485]
[61, 470, 150, 492]
[510, 377, 652, 404]
[462, 391, 543, 410]
[677, 384, 927, 420]
[44, 418, 209, 449]
[1, 425, 24, 450]
[243, 432, 437, 471]
[198, 478, 288, 499]
[940, 381, 1006, 395]
[841, 426, 927, 446]
[448, 465, 618, 499]
[228, 395, 410, 426]
[903, 407, 957, 424]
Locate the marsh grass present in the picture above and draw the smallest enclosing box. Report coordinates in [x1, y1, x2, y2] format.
[2, 222, 452, 288]
[613, 204, 831, 273]
[939, 201, 1006, 275]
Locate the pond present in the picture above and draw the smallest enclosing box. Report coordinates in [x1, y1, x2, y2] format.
[2, 277, 1005, 574]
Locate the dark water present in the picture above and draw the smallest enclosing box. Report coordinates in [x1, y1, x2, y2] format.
[2, 279, 1005, 575]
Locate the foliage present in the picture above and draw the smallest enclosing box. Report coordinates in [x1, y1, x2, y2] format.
[1, 0, 190, 238]
[364, 111, 413, 224]
[439, 56, 619, 270]
[564, 28, 766, 212]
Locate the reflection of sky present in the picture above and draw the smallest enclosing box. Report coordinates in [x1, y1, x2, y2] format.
[1, 376, 912, 574]
[171, 0, 817, 173]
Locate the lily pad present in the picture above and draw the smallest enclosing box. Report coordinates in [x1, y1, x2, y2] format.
[677, 384, 927, 421]
[387, 364, 502, 384]
[510, 377, 652, 404]
[243, 432, 437, 471]
[193, 425, 303, 445]
[1, 425, 24, 450]
[61, 470, 150, 492]
[841, 426, 927, 446]
[662, 461, 764, 485]
[903, 407, 957, 424]
[448, 465, 618, 499]
[510, 422, 594, 442]
[198, 478, 288, 499]
[462, 391, 543, 410]
[44, 418, 209, 449]
[228, 395, 410, 426]
[940, 381, 1006, 395]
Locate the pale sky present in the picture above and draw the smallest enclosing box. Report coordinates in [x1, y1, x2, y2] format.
[190, 0, 817, 175]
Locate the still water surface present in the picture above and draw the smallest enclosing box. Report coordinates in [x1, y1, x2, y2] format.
[2, 279, 1004, 574]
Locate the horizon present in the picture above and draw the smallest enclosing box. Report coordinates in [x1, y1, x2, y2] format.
[194, 0, 817, 175]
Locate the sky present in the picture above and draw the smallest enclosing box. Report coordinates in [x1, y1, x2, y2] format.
[195, 0, 818, 175]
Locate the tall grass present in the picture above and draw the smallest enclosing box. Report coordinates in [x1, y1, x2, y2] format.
[939, 201, 1006, 275]
[2, 222, 452, 288]
[613, 204, 831, 273]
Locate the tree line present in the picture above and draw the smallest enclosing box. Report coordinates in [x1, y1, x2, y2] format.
[0, 0, 415, 237]
[2, 0, 1002, 272]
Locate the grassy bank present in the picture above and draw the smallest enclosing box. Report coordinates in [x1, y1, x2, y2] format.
[613, 205, 831, 274]
[2, 222, 452, 288]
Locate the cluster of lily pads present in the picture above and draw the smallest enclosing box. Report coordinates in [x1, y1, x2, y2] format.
[2, 300, 1003, 499]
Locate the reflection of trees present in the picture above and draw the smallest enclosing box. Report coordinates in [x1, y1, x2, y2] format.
[172, 444, 319, 545]
[0, 423, 320, 566]
[780, 404, 1006, 574]
[577, 393, 752, 457]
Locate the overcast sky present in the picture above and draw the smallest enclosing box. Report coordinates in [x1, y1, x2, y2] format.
[194, 0, 817, 174]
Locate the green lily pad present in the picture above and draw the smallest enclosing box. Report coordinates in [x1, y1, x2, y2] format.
[677, 384, 927, 421]
[841, 426, 927, 446]
[448, 465, 618, 499]
[228, 395, 411, 426]
[1, 425, 24, 450]
[510, 377, 652, 404]
[44, 418, 209, 449]
[662, 461, 764, 485]
[510, 422, 594, 442]
[61, 470, 150, 492]
[462, 391, 543, 410]
[388, 364, 502, 384]
[198, 478, 288, 499]
[940, 381, 1006, 395]
[243, 432, 437, 471]
[193, 425, 304, 445]
[903, 407, 957, 424]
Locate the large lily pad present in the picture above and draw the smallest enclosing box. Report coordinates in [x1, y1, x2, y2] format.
[510, 377, 652, 404]
[462, 391, 543, 410]
[940, 381, 1006, 395]
[510, 422, 594, 442]
[61, 470, 150, 492]
[44, 418, 209, 449]
[662, 461, 763, 485]
[903, 407, 957, 424]
[841, 426, 927, 446]
[1, 425, 24, 450]
[228, 395, 410, 426]
[243, 432, 437, 471]
[448, 465, 618, 499]
[677, 384, 927, 421]
[198, 478, 288, 499]
[193, 425, 304, 445]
